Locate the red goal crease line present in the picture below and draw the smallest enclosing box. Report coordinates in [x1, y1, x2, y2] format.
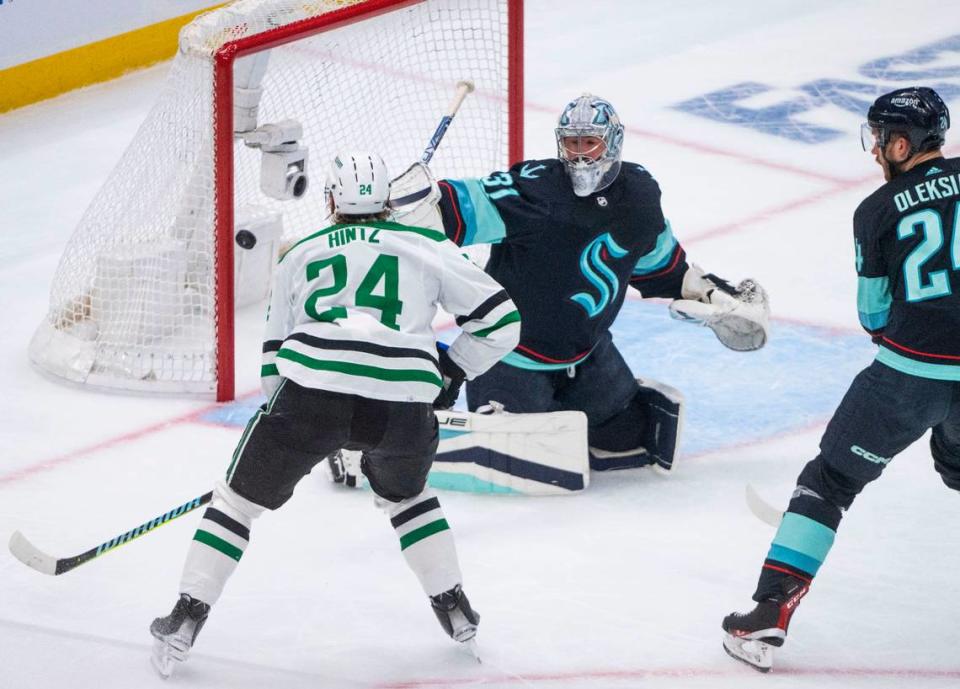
[0, 311, 856, 489]
[0, 397, 245, 488]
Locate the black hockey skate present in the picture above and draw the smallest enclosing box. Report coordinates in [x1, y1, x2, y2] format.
[430, 584, 480, 643]
[150, 593, 210, 678]
[721, 576, 809, 673]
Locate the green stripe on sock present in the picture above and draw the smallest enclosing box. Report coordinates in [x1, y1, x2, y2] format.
[399, 519, 450, 551]
[194, 529, 244, 561]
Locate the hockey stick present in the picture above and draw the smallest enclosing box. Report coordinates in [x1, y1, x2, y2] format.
[421, 79, 475, 165]
[390, 80, 475, 208]
[745, 484, 784, 527]
[9, 491, 212, 576]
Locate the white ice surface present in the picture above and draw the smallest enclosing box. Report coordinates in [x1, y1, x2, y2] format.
[2, 2, 960, 688]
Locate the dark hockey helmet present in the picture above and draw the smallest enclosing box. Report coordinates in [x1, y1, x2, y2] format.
[862, 87, 950, 153]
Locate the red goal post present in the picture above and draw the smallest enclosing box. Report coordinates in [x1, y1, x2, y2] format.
[30, 0, 524, 401]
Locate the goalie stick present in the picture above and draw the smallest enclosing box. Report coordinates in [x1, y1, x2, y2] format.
[390, 79, 475, 208]
[9, 491, 211, 576]
[422, 79, 475, 165]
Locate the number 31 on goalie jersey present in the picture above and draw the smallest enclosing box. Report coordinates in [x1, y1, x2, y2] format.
[303, 253, 404, 329]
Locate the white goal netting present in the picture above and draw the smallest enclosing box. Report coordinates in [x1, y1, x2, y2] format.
[30, 0, 517, 397]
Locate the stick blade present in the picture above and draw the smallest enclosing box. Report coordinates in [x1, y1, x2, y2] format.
[9, 530, 58, 575]
[745, 484, 783, 528]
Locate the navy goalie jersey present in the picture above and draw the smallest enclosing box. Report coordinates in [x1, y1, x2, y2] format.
[854, 156, 960, 381]
[438, 159, 689, 368]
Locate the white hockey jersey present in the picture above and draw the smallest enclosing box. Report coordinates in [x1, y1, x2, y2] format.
[260, 220, 520, 403]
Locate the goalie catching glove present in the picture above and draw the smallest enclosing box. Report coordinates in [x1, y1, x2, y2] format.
[669, 264, 769, 352]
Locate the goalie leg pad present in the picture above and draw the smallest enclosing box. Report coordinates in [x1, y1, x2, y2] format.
[433, 409, 589, 495]
[588, 445, 650, 472]
[589, 379, 684, 472]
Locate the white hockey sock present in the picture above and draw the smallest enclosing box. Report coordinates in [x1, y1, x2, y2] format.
[381, 488, 463, 597]
[179, 481, 264, 605]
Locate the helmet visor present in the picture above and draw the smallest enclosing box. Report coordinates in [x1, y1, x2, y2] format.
[860, 122, 879, 152]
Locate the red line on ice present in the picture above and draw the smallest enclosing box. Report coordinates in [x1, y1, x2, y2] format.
[14, 118, 952, 488]
[376, 665, 960, 688]
[0, 405, 216, 487]
[0, 314, 853, 487]
[525, 101, 851, 185]
[681, 175, 873, 246]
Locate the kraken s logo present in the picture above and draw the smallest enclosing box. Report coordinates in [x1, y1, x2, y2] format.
[570, 233, 628, 318]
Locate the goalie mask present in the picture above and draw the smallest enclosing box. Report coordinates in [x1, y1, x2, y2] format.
[556, 94, 624, 197]
[324, 151, 390, 216]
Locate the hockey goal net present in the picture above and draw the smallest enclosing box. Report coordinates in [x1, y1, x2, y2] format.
[30, 0, 523, 401]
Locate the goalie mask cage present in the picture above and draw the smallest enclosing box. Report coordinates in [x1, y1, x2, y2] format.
[29, 0, 523, 401]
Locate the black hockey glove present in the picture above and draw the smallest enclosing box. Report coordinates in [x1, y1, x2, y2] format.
[433, 347, 466, 410]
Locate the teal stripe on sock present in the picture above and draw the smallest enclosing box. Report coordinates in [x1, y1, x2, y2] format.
[767, 544, 822, 576]
[771, 512, 835, 563]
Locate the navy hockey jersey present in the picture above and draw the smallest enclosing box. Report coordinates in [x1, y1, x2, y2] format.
[854, 156, 960, 381]
[438, 159, 688, 369]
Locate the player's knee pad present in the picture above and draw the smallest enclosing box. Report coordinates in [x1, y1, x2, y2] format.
[931, 432, 960, 492]
[365, 459, 431, 502]
[214, 480, 266, 524]
[796, 456, 868, 511]
[589, 378, 684, 472]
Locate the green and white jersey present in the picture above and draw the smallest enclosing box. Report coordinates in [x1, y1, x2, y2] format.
[260, 220, 520, 403]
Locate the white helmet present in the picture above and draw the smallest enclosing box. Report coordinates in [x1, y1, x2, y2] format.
[325, 151, 390, 216]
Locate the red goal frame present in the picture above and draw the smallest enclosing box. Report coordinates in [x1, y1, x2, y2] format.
[210, 0, 524, 401]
